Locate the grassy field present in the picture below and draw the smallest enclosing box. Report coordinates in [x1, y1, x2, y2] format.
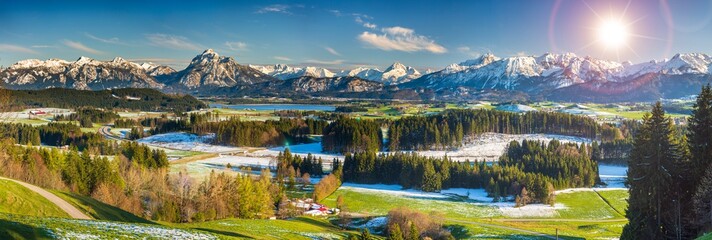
[0, 179, 69, 218]
[322, 188, 501, 220]
[322, 186, 630, 238]
[555, 190, 625, 219]
[178, 217, 359, 239]
[596, 190, 629, 215]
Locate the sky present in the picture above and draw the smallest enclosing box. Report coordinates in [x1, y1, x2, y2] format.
[1, 0, 712, 71]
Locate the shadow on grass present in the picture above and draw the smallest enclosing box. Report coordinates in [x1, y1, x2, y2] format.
[447, 224, 585, 240]
[293, 217, 340, 230]
[194, 227, 254, 239]
[0, 219, 53, 240]
[54, 191, 154, 224]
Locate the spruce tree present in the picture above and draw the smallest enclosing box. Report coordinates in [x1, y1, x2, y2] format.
[688, 85, 712, 187]
[621, 102, 684, 239]
[389, 223, 404, 240]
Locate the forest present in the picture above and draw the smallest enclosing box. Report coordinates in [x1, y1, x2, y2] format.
[388, 109, 600, 151]
[8, 88, 206, 112]
[322, 117, 383, 153]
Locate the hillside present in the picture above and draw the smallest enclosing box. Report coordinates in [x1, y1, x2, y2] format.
[9, 88, 206, 112]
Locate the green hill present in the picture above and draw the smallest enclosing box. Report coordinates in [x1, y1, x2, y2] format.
[0, 179, 68, 218]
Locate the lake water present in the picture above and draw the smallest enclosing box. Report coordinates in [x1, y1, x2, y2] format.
[210, 103, 335, 111]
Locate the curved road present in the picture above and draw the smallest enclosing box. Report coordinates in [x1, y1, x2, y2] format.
[0, 177, 91, 219]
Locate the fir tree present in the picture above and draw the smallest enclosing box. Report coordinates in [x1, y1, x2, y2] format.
[388, 223, 405, 240]
[622, 102, 685, 239]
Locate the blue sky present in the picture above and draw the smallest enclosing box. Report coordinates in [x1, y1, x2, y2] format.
[1, 0, 712, 71]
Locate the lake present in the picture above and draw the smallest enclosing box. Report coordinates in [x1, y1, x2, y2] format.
[210, 103, 336, 111]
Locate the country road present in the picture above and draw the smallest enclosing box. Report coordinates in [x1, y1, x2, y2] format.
[0, 177, 91, 220]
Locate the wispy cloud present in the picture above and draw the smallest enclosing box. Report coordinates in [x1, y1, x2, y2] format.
[457, 46, 481, 57]
[256, 4, 292, 14]
[146, 34, 202, 51]
[328, 9, 343, 16]
[85, 33, 126, 45]
[354, 15, 377, 29]
[62, 40, 103, 54]
[324, 47, 341, 56]
[0, 44, 38, 54]
[225, 41, 248, 51]
[274, 56, 292, 61]
[304, 59, 345, 65]
[31, 45, 55, 49]
[358, 26, 447, 54]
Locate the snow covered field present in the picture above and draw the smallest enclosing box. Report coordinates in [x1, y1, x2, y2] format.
[196, 155, 274, 170]
[137, 132, 242, 153]
[51, 218, 216, 239]
[415, 133, 592, 162]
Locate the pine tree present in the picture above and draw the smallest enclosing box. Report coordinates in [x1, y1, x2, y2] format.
[693, 165, 712, 230]
[409, 221, 420, 240]
[621, 102, 684, 239]
[688, 84, 712, 235]
[388, 223, 404, 240]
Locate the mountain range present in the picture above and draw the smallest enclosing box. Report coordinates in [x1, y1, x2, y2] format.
[2, 49, 711, 102]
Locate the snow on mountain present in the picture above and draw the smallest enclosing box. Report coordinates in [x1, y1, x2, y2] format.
[338, 67, 383, 80]
[1, 56, 164, 90]
[175, 49, 274, 89]
[380, 62, 421, 85]
[249, 64, 335, 80]
[140, 62, 176, 77]
[335, 62, 421, 84]
[418, 52, 712, 90]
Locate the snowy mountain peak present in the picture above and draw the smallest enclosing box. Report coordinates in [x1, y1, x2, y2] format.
[386, 62, 407, 71]
[111, 57, 127, 63]
[75, 56, 95, 65]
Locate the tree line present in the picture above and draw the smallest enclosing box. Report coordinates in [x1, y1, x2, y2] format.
[341, 139, 598, 204]
[388, 109, 600, 151]
[622, 85, 712, 239]
[55, 107, 121, 127]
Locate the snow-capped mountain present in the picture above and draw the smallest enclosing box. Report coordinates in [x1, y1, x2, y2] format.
[140, 62, 176, 77]
[337, 62, 421, 84]
[249, 64, 335, 80]
[0, 56, 164, 90]
[174, 49, 275, 89]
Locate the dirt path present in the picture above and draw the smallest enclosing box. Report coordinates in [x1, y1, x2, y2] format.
[0, 177, 91, 219]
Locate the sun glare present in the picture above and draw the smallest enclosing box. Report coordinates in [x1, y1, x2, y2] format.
[597, 18, 629, 49]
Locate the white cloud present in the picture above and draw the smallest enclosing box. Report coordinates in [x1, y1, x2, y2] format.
[304, 59, 345, 65]
[85, 33, 125, 45]
[256, 4, 291, 14]
[358, 26, 447, 54]
[328, 9, 342, 16]
[0, 44, 38, 54]
[146, 34, 201, 51]
[274, 56, 292, 61]
[31, 45, 55, 49]
[354, 16, 377, 29]
[324, 47, 341, 56]
[225, 41, 248, 51]
[62, 40, 103, 54]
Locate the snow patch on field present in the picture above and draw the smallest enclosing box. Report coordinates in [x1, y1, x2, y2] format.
[498, 203, 566, 218]
[414, 133, 591, 162]
[197, 155, 274, 169]
[53, 219, 216, 239]
[137, 132, 241, 153]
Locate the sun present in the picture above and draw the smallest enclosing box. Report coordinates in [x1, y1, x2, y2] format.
[597, 18, 629, 49]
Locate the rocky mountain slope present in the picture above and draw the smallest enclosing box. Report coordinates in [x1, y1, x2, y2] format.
[0, 57, 164, 90]
[3, 50, 712, 102]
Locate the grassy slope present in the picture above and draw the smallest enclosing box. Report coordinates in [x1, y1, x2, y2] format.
[555, 190, 625, 219]
[0, 179, 69, 218]
[179, 217, 359, 240]
[50, 191, 152, 224]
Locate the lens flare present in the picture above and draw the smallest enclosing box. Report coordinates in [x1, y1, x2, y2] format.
[597, 19, 629, 49]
